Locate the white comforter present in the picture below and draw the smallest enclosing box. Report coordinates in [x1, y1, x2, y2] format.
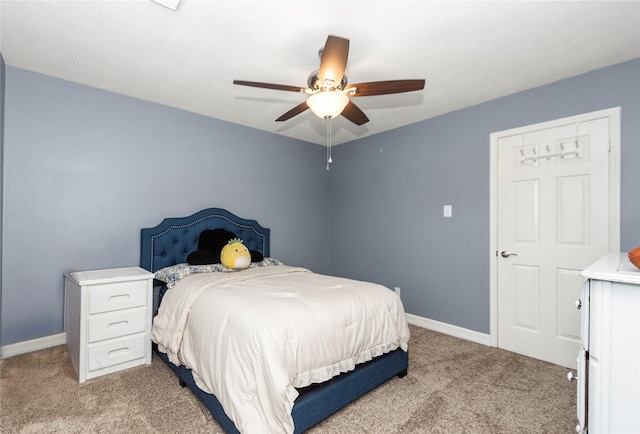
[152, 265, 410, 434]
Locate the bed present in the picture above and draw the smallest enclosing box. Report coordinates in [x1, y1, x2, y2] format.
[140, 207, 409, 433]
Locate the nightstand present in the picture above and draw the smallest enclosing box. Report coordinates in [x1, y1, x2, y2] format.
[64, 266, 154, 383]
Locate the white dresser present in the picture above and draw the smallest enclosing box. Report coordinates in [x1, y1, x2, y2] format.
[576, 253, 640, 433]
[65, 267, 154, 383]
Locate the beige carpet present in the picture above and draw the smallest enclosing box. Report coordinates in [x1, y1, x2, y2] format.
[0, 325, 577, 433]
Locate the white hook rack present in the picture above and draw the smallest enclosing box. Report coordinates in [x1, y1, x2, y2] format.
[520, 140, 580, 164]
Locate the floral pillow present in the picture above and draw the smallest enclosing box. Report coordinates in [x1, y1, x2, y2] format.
[154, 258, 283, 288]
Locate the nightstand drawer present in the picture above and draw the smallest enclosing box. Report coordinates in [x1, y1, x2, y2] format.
[89, 280, 147, 314]
[88, 307, 147, 343]
[88, 334, 146, 372]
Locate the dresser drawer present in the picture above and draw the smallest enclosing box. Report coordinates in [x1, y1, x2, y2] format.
[88, 334, 146, 372]
[88, 307, 147, 343]
[89, 280, 148, 314]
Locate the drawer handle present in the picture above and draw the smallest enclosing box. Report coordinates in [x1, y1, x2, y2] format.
[109, 294, 130, 303]
[108, 320, 129, 330]
[108, 347, 129, 359]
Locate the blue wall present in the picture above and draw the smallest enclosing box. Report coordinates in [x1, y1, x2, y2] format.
[0, 67, 329, 346]
[328, 59, 640, 334]
[1, 59, 639, 347]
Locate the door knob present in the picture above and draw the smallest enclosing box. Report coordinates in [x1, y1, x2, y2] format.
[501, 251, 518, 258]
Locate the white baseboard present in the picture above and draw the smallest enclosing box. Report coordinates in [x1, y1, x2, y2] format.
[0, 333, 66, 359]
[0, 316, 490, 359]
[406, 313, 492, 346]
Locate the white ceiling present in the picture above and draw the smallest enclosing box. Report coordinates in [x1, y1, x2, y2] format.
[1, 1, 639, 145]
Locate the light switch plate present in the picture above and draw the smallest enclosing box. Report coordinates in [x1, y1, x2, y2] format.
[443, 205, 452, 218]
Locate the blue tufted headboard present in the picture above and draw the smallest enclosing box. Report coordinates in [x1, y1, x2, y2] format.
[140, 208, 270, 273]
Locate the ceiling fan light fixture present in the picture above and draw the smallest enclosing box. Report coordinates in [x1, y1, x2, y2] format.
[307, 91, 349, 119]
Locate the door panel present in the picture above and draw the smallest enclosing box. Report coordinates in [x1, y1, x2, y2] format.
[514, 180, 539, 243]
[557, 175, 589, 245]
[556, 268, 583, 341]
[513, 264, 539, 332]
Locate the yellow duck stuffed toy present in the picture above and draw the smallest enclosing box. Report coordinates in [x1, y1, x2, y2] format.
[220, 238, 252, 270]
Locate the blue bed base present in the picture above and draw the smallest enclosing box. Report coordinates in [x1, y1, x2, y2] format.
[141, 208, 408, 433]
[154, 343, 407, 434]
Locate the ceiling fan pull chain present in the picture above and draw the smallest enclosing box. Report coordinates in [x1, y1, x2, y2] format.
[326, 116, 333, 170]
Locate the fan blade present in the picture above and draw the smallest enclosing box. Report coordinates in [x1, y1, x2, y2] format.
[341, 101, 369, 125]
[275, 101, 309, 122]
[233, 80, 305, 93]
[345, 79, 425, 97]
[318, 35, 349, 88]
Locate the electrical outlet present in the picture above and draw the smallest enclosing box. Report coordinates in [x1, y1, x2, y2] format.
[394, 287, 401, 298]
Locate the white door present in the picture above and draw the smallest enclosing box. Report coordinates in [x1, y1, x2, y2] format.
[490, 108, 620, 368]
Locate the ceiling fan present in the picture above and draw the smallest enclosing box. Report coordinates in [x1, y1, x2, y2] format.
[233, 35, 425, 126]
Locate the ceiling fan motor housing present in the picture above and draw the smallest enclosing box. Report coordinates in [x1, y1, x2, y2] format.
[307, 70, 348, 91]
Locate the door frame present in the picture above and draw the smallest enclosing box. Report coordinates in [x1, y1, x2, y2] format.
[489, 107, 621, 347]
